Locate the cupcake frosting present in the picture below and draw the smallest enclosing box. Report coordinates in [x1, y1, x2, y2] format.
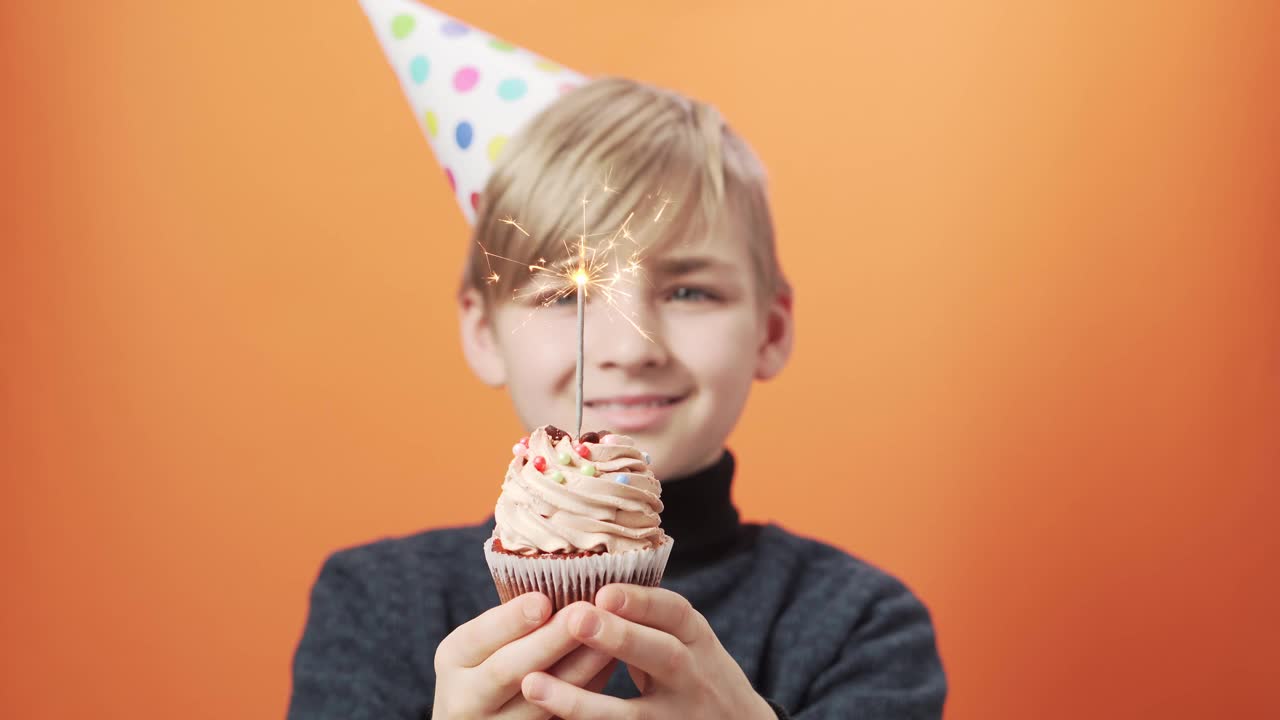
[493, 426, 665, 554]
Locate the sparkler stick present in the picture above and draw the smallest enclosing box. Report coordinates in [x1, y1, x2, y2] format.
[574, 270, 586, 437]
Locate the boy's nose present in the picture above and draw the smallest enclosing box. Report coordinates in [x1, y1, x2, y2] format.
[587, 304, 668, 371]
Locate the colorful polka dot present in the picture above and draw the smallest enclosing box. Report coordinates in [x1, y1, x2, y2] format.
[534, 59, 562, 73]
[470, 192, 480, 212]
[497, 77, 528, 101]
[487, 136, 508, 163]
[441, 20, 470, 37]
[616, 474, 631, 485]
[453, 66, 479, 93]
[409, 55, 429, 84]
[444, 168, 456, 191]
[423, 110, 438, 137]
[455, 121, 473, 150]
[489, 38, 516, 52]
[390, 14, 415, 39]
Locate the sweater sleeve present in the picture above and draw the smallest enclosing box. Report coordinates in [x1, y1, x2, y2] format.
[287, 549, 432, 720]
[787, 576, 947, 720]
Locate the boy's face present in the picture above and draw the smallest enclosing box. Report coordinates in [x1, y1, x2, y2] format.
[460, 224, 792, 481]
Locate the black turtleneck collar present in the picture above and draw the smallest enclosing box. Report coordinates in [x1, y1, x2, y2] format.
[659, 449, 745, 576]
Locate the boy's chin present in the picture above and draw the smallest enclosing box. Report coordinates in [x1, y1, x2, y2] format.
[640, 437, 722, 482]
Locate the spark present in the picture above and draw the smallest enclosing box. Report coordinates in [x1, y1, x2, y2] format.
[654, 200, 672, 222]
[599, 167, 620, 196]
[499, 217, 530, 236]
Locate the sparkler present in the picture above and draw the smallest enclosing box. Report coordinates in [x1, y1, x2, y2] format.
[574, 269, 586, 437]
[477, 183, 667, 437]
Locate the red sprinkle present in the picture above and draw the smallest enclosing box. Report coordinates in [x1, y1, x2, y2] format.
[532, 456, 547, 472]
[576, 443, 591, 459]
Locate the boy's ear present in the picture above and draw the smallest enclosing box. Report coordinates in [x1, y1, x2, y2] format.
[458, 287, 507, 387]
[755, 289, 794, 381]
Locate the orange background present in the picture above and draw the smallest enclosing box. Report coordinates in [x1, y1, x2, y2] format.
[3, 1, 1278, 718]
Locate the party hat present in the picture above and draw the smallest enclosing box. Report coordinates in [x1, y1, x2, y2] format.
[358, 0, 587, 224]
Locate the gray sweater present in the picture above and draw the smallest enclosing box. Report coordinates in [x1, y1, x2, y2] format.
[288, 452, 947, 719]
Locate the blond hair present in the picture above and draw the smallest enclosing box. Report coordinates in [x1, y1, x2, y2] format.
[463, 77, 787, 307]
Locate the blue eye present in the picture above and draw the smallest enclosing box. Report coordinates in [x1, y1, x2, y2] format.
[668, 286, 715, 302]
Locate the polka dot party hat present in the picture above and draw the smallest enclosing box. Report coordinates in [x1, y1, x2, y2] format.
[358, 0, 587, 224]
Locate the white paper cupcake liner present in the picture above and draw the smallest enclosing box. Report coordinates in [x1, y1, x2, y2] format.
[484, 536, 674, 611]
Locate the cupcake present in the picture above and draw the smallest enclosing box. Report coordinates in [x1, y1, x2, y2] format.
[483, 424, 673, 611]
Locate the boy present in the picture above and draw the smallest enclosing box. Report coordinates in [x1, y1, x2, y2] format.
[292, 6, 945, 718]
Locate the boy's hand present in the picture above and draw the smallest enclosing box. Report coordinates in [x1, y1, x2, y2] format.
[433, 592, 617, 720]
[518, 585, 776, 720]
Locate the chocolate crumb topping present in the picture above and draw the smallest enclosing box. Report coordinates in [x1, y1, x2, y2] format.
[543, 425, 571, 443]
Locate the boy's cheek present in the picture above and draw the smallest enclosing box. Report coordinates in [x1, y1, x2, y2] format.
[495, 317, 580, 363]
[495, 305, 577, 337]
[667, 315, 760, 362]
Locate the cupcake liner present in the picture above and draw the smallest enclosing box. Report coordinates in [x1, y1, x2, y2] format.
[484, 536, 674, 612]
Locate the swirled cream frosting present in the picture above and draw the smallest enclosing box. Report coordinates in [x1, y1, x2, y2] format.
[492, 425, 665, 555]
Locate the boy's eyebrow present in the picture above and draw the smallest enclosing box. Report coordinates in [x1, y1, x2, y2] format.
[649, 256, 736, 276]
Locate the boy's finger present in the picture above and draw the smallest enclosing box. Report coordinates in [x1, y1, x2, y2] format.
[522, 671, 638, 720]
[565, 604, 692, 689]
[495, 656, 617, 720]
[437, 592, 550, 668]
[595, 585, 705, 645]
[548, 644, 614, 688]
[495, 652, 613, 720]
[478, 601, 592, 695]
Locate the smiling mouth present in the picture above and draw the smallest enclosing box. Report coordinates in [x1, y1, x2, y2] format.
[584, 394, 687, 410]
